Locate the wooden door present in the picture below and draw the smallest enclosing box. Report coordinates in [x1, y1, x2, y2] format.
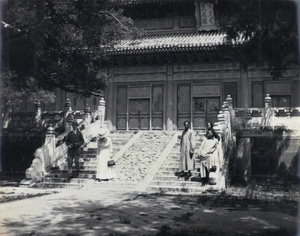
[152, 85, 163, 130]
[193, 97, 220, 129]
[128, 99, 150, 130]
[116, 86, 127, 130]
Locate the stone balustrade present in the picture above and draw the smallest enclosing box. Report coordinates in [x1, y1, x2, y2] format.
[18, 97, 106, 186]
[230, 94, 300, 131]
[220, 94, 300, 184]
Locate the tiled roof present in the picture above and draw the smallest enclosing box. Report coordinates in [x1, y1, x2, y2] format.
[110, 32, 240, 55]
[111, 0, 193, 6]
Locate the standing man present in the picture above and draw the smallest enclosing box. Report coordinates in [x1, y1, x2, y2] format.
[178, 121, 195, 179]
[65, 121, 84, 179]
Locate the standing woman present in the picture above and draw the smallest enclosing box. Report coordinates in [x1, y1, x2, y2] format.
[95, 128, 115, 181]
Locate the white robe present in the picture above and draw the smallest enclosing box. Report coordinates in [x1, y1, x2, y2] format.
[179, 129, 196, 171]
[96, 137, 116, 180]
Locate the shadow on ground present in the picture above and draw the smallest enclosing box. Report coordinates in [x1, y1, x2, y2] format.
[1, 189, 298, 236]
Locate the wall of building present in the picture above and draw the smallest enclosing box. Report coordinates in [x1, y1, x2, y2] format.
[105, 62, 299, 131]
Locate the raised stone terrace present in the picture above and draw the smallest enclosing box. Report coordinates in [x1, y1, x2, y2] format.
[32, 130, 224, 194]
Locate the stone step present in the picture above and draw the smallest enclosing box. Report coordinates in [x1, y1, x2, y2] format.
[158, 167, 181, 172]
[60, 165, 97, 171]
[146, 185, 211, 194]
[149, 180, 205, 187]
[38, 182, 84, 189]
[38, 131, 136, 189]
[82, 148, 97, 154]
[156, 170, 179, 176]
[162, 159, 203, 166]
[152, 176, 191, 181]
[44, 177, 90, 184]
[81, 153, 97, 158]
[46, 171, 96, 179]
[152, 174, 201, 181]
[59, 161, 98, 167]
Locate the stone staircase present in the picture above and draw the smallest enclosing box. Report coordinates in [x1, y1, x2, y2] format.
[36, 131, 136, 189]
[146, 131, 223, 194]
[34, 130, 226, 194]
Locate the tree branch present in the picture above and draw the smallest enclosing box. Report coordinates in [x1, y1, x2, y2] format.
[99, 11, 132, 33]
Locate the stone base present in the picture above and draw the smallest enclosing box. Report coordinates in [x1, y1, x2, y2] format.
[19, 178, 37, 188]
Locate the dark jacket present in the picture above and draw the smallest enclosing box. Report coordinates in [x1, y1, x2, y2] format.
[65, 130, 84, 155]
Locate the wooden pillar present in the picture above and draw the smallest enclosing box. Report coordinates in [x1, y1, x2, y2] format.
[240, 70, 249, 108]
[166, 65, 174, 131]
[98, 97, 106, 128]
[106, 68, 115, 130]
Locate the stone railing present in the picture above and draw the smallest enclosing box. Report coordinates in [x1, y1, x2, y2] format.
[232, 94, 300, 131]
[19, 98, 107, 187]
[220, 94, 300, 184]
[212, 95, 236, 189]
[2, 97, 106, 135]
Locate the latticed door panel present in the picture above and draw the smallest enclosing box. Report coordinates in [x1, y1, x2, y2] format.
[193, 97, 220, 129]
[129, 99, 150, 130]
[206, 97, 220, 125]
[152, 85, 163, 130]
[223, 82, 237, 107]
[177, 84, 191, 130]
[116, 86, 127, 130]
[193, 97, 206, 130]
[272, 96, 291, 107]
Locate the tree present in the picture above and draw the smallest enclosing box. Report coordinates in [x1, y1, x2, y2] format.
[1, 0, 140, 102]
[216, 0, 299, 79]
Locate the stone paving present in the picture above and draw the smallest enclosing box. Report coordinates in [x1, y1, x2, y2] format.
[0, 185, 298, 236]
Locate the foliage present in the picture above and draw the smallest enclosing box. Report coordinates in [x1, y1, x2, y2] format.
[0, 70, 56, 104]
[1, 0, 140, 100]
[217, 0, 299, 79]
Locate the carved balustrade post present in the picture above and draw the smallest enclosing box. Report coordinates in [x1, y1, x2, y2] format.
[45, 124, 57, 168]
[98, 97, 106, 128]
[3, 100, 12, 128]
[34, 100, 41, 123]
[65, 114, 74, 132]
[64, 98, 72, 112]
[217, 111, 225, 129]
[5, 100, 12, 113]
[226, 95, 233, 109]
[263, 94, 274, 127]
[264, 94, 272, 109]
[64, 98, 73, 131]
[83, 104, 91, 126]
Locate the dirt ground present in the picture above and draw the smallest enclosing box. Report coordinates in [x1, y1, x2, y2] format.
[0, 181, 299, 236]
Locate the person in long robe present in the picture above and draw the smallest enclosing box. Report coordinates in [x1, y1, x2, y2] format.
[198, 129, 222, 184]
[178, 121, 195, 178]
[207, 122, 220, 141]
[95, 128, 115, 181]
